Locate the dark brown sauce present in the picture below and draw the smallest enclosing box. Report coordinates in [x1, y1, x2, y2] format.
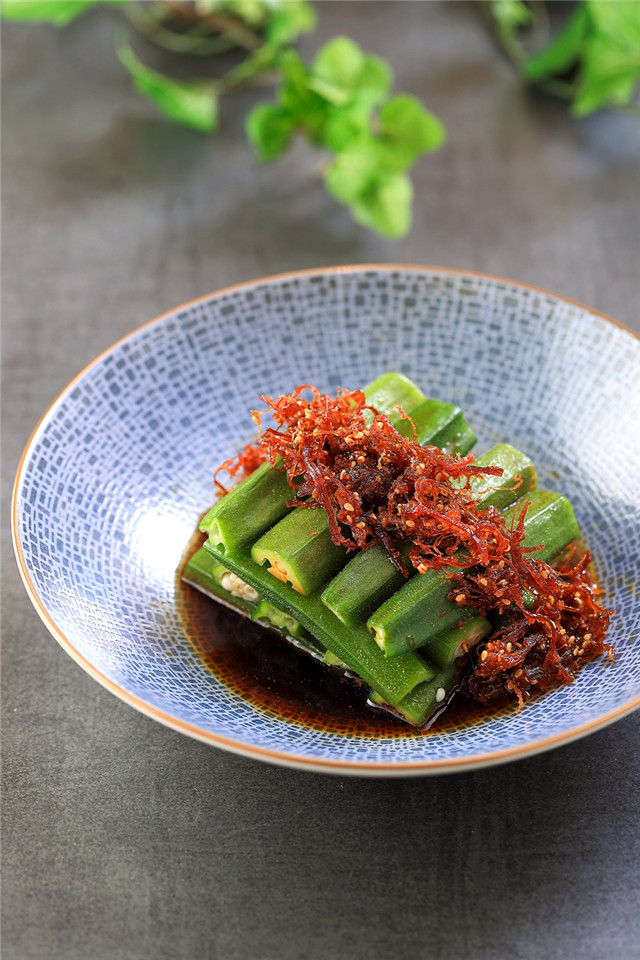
[175, 530, 528, 738]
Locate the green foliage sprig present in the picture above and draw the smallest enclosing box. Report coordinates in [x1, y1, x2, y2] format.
[3, 0, 445, 239]
[490, 0, 640, 115]
[247, 38, 445, 237]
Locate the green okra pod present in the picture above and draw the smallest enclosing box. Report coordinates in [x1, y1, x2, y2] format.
[362, 372, 428, 424]
[504, 489, 580, 564]
[200, 373, 429, 555]
[202, 537, 434, 707]
[425, 617, 492, 670]
[251, 600, 327, 659]
[184, 548, 326, 657]
[183, 547, 260, 615]
[322, 443, 536, 629]
[368, 488, 579, 660]
[251, 508, 347, 595]
[200, 460, 293, 555]
[370, 662, 456, 727]
[396, 398, 477, 455]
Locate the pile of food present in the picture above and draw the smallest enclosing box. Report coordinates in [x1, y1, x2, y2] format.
[183, 373, 613, 728]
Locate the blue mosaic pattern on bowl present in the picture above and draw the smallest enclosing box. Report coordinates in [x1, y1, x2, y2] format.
[14, 267, 640, 771]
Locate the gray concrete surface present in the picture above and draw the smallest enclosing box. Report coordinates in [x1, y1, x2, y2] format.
[3, 3, 640, 959]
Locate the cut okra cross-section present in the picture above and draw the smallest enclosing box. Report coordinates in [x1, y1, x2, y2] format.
[251, 508, 348, 595]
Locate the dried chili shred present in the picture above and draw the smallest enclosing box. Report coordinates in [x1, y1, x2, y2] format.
[215, 442, 267, 495]
[216, 385, 614, 709]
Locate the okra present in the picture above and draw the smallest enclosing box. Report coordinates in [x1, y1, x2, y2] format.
[426, 617, 492, 670]
[202, 537, 434, 707]
[396, 399, 477, 455]
[252, 599, 307, 639]
[185, 548, 331, 663]
[200, 460, 293, 555]
[255, 397, 479, 602]
[362, 372, 428, 424]
[504, 489, 579, 563]
[368, 489, 579, 659]
[322, 443, 536, 629]
[183, 547, 260, 616]
[251, 600, 327, 660]
[370, 663, 456, 727]
[467, 443, 537, 511]
[200, 373, 428, 555]
[321, 542, 411, 628]
[251, 508, 347, 595]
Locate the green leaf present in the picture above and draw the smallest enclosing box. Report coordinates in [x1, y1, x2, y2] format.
[1, 0, 102, 24]
[351, 172, 413, 239]
[524, 5, 589, 82]
[223, 0, 268, 26]
[116, 37, 218, 133]
[586, 0, 640, 39]
[357, 54, 393, 108]
[313, 36, 365, 92]
[277, 48, 326, 138]
[246, 103, 294, 161]
[572, 0, 640, 114]
[319, 101, 371, 152]
[490, 0, 533, 28]
[277, 47, 311, 110]
[310, 37, 391, 110]
[324, 148, 412, 238]
[323, 141, 379, 204]
[266, 0, 317, 48]
[377, 94, 446, 170]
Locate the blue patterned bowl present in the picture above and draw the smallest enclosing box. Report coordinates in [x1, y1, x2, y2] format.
[13, 266, 640, 775]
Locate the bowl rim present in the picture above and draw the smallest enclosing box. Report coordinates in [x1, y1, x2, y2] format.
[12, 264, 640, 776]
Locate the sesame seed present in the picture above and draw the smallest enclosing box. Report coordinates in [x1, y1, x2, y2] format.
[481, 650, 488, 661]
[435, 687, 446, 703]
[583, 633, 592, 641]
[343, 503, 354, 512]
[506, 643, 513, 652]
[455, 593, 465, 604]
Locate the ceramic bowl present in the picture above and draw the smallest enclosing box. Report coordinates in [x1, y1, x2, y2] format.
[12, 266, 640, 775]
